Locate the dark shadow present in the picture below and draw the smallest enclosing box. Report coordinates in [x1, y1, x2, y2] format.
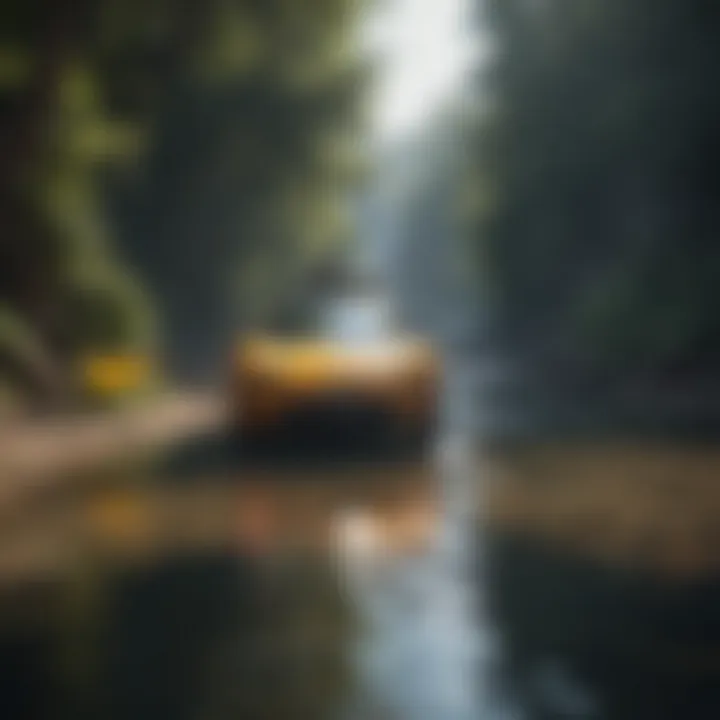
[482, 530, 720, 719]
[97, 554, 268, 720]
[0, 631, 56, 720]
[162, 400, 435, 481]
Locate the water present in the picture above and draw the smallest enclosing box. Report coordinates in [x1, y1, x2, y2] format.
[0, 349, 496, 719]
[0, 452, 487, 720]
[4, 355, 719, 718]
[334, 450, 480, 718]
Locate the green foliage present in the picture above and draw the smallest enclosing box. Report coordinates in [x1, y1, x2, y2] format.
[469, 0, 720, 385]
[62, 267, 156, 355]
[0, 0, 367, 400]
[0, 304, 47, 372]
[105, 0, 368, 379]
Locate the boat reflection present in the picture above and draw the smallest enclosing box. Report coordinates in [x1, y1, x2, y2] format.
[0, 462, 473, 720]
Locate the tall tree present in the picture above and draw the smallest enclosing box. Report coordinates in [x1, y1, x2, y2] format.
[468, 0, 720, 434]
[105, 0, 367, 381]
[0, 0, 154, 407]
[0, 0, 367, 405]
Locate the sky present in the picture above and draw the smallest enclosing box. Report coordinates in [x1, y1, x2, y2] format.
[362, 0, 477, 143]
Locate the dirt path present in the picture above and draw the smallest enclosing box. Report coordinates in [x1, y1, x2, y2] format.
[0, 393, 226, 512]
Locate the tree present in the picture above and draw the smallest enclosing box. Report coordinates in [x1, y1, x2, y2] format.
[0, 1, 158, 408]
[104, 0, 368, 381]
[468, 0, 720, 434]
[0, 0, 368, 404]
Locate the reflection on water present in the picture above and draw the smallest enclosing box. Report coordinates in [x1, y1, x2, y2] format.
[334, 510, 479, 719]
[0, 458, 484, 720]
[4, 437, 720, 719]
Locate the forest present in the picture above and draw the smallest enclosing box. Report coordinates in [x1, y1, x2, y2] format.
[467, 0, 720, 434]
[0, 0, 367, 412]
[2, 0, 719, 433]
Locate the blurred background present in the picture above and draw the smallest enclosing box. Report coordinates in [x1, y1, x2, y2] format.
[1, 0, 719, 718]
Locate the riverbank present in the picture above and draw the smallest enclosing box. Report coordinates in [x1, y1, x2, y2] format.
[0, 394, 226, 513]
